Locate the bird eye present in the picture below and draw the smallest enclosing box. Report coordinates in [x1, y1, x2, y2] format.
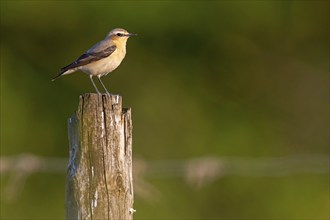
[116, 33, 123, 37]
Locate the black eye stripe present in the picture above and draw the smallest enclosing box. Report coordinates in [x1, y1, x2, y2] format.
[116, 33, 123, 36]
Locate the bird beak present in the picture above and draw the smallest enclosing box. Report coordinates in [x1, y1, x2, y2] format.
[127, 33, 137, 37]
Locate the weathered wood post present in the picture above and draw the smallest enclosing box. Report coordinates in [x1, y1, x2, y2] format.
[66, 93, 134, 220]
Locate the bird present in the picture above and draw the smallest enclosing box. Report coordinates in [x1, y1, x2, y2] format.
[52, 28, 136, 94]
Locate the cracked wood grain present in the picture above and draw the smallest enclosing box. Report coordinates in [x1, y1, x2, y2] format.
[66, 93, 133, 220]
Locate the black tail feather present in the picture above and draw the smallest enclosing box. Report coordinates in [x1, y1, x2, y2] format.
[51, 72, 64, 81]
[51, 64, 73, 81]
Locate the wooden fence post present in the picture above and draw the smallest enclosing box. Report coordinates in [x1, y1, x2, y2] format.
[66, 93, 134, 220]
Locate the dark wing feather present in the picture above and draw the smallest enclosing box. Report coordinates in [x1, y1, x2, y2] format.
[61, 45, 117, 73]
[52, 45, 117, 81]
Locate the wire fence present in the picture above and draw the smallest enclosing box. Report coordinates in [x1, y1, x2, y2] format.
[1, 153, 329, 201]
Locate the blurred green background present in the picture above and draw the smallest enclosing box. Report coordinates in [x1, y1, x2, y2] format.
[1, 1, 329, 219]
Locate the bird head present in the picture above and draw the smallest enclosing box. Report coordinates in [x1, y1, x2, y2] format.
[107, 28, 137, 40]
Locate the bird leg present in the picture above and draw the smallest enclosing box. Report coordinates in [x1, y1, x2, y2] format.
[89, 75, 101, 94]
[97, 76, 111, 95]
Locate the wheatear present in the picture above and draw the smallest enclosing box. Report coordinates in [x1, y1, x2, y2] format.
[52, 28, 136, 94]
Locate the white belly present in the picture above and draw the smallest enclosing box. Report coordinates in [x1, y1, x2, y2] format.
[80, 50, 126, 77]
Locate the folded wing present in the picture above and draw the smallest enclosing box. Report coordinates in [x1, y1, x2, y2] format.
[52, 45, 117, 81]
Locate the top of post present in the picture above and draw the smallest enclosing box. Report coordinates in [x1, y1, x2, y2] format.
[78, 93, 123, 112]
